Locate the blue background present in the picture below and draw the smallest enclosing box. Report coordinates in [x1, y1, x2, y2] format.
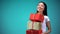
[0, 0, 60, 34]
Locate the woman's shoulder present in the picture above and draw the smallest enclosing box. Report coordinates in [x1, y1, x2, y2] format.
[44, 15, 50, 21]
[44, 15, 49, 18]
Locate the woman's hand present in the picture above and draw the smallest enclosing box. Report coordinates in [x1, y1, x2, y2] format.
[42, 30, 51, 34]
[43, 32, 49, 34]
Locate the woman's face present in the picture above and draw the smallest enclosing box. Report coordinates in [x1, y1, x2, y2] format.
[37, 3, 45, 12]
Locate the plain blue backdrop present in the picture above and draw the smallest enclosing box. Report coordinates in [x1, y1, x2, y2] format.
[0, 0, 60, 34]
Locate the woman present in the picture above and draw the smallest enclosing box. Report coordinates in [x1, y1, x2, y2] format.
[37, 1, 51, 34]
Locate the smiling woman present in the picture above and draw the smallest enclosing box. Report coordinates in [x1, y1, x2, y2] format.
[36, 1, 51, 34]
[26, 1, 51, 34]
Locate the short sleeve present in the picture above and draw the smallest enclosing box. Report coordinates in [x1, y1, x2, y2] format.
[46, 16, 50, 22]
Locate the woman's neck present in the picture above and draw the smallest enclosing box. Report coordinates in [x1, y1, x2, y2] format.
[37, 11, 43, 15]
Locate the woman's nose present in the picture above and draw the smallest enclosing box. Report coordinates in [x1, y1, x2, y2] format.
[38, 7, 42, 9]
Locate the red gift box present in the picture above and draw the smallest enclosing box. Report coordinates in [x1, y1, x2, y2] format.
[26, 29, 42, 34]
[30, 13, 44, 22]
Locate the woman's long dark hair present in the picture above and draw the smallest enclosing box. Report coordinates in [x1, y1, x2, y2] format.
[37, 1, 47, 16]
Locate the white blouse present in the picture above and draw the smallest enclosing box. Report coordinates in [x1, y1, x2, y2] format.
[42, 16, 50, 32]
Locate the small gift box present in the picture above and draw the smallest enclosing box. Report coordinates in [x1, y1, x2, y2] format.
[30, 13, 44, 22]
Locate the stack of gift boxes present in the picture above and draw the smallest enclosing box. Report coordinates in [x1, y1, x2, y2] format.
[26, 13, 44, 34]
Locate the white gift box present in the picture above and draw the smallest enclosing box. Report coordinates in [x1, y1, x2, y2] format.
[27, 20, 42, 30]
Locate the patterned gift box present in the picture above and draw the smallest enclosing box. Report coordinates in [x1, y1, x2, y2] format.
[27, 20, 42, 30]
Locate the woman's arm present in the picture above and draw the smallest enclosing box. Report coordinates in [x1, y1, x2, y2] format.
[44, 21, 51, 34]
